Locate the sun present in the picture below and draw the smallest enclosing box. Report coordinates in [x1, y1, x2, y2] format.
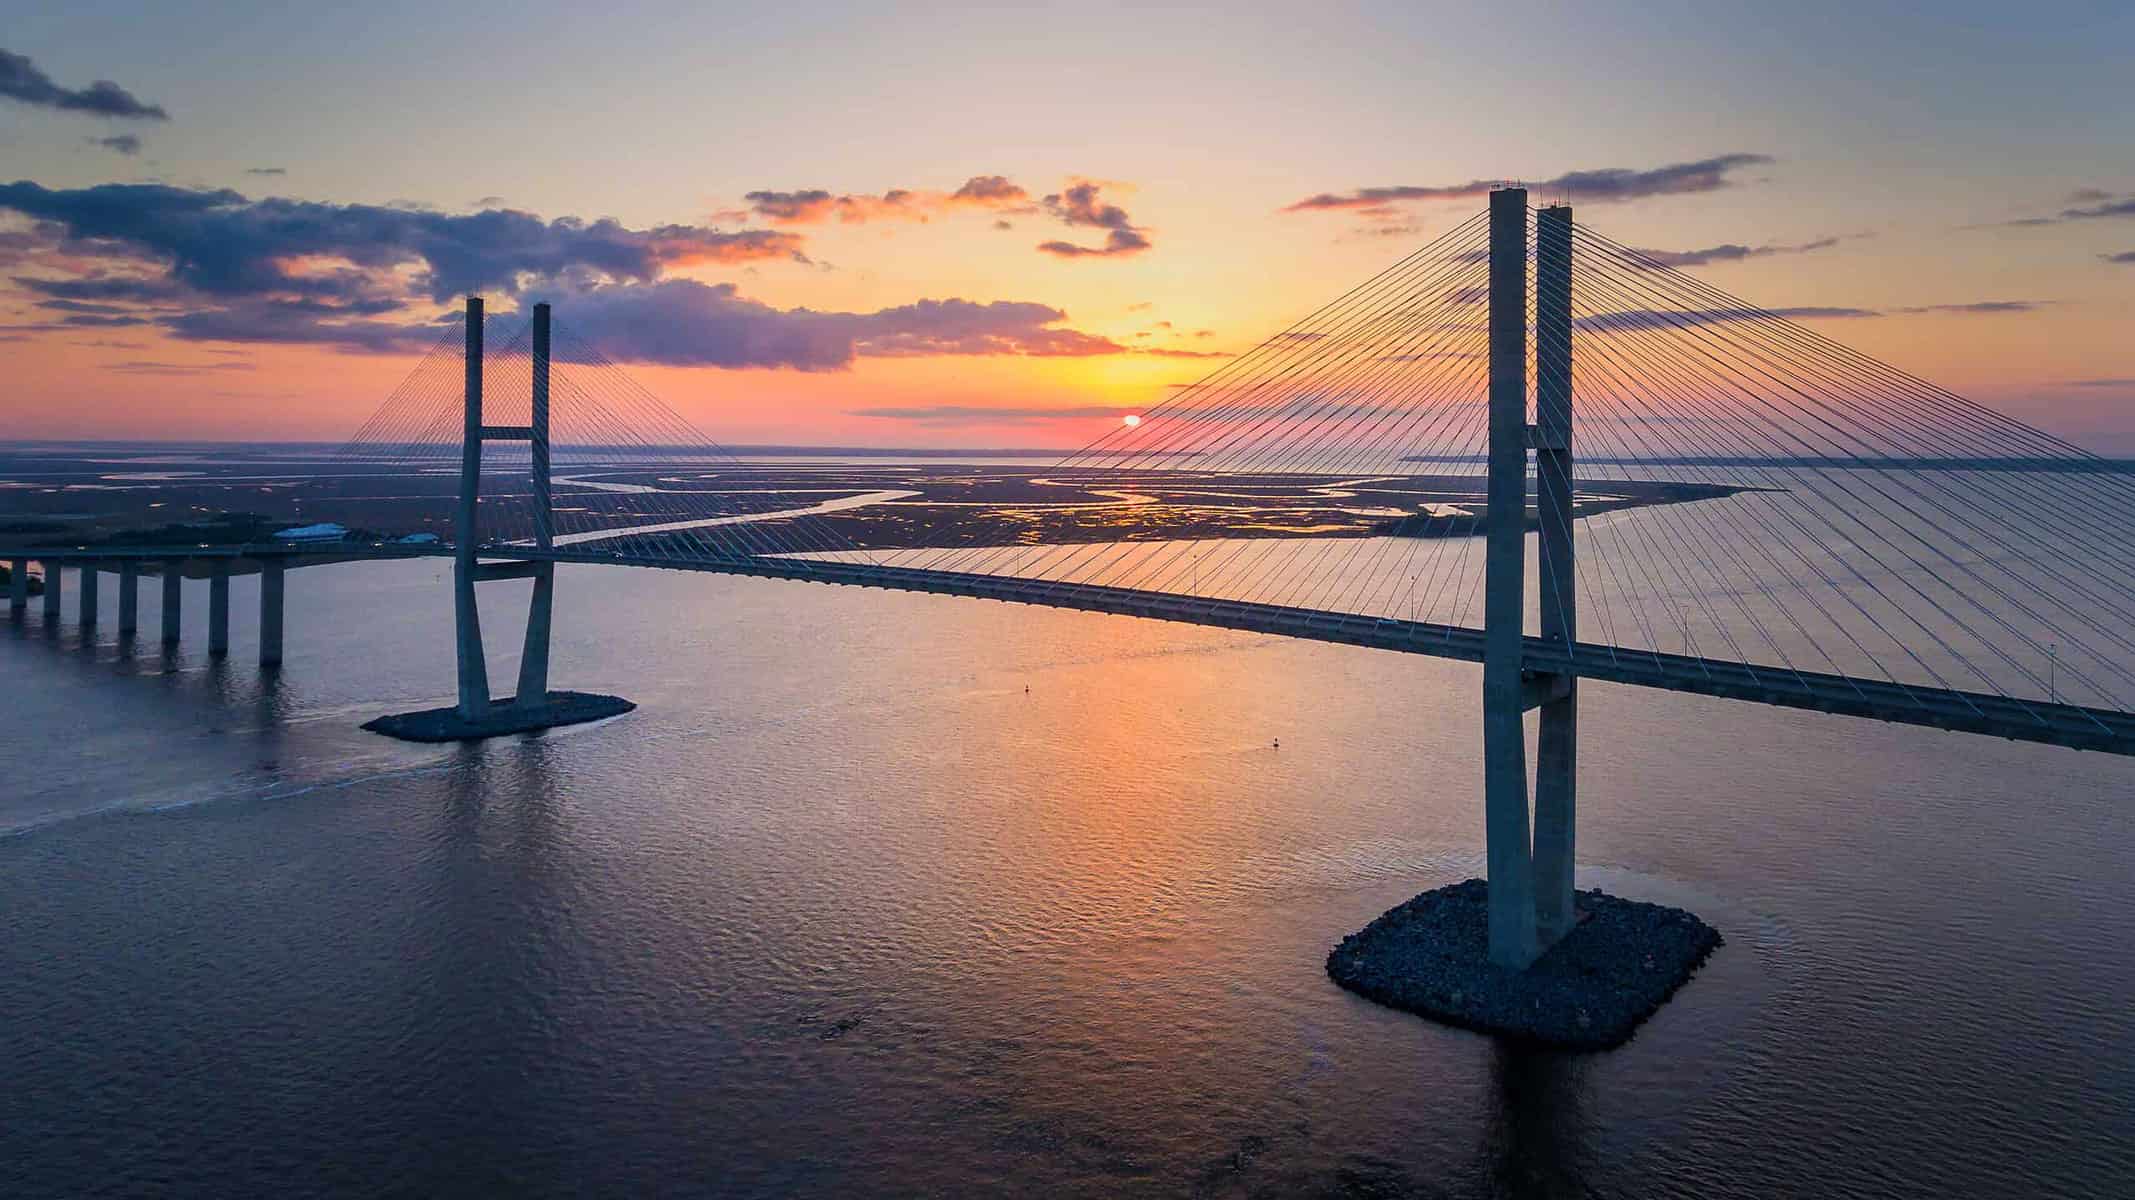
[1122, 414, 1142, 428]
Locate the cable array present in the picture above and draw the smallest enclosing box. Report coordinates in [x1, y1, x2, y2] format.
[328, 204, 2135, 717]
[335, 312, 876, 569]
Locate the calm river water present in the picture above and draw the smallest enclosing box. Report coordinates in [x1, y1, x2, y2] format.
[2, 543, 2131, 1197]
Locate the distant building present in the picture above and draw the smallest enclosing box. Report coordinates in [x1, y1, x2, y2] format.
[395, 532, 442, 544]
[273, 522, 349, 542]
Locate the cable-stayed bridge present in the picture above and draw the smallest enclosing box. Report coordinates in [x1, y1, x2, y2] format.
[11, 188, 2134, 967]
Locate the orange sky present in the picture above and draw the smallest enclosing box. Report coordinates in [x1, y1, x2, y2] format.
[3, 4, 2131, 449]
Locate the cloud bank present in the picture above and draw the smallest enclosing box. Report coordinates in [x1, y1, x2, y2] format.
[534, 279, 1127, 369]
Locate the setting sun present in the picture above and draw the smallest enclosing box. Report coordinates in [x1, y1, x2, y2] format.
[1122, 414, 1142, 428]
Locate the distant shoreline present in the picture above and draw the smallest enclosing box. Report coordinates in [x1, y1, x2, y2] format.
[7, 441, 2132, 470]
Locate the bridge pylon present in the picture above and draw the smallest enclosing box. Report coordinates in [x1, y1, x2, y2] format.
[452, 296, 557, 720]
[1484, 188, 1579, 970]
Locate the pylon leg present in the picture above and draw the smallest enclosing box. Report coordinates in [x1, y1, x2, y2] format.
[1534, 690, 1577, 945]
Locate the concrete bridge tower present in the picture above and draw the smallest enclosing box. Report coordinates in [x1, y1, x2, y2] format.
[451, 297, 558, 719]
[1483, 188, 1579, 969]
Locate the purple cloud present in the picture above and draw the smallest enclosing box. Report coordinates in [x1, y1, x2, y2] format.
[0, 181, 808, 304]
[1891, 300, 2046, 314]
[1037, 181, 1152, 259]
[1574, 305, 1878, 331]
[1631, 237, 1841, 267]
[746, 175, 1034, 225]
[162, 299, 444, 354]
[1285, 154, 1772, 213]
[530, 278, 1129, 370]
[0, 48, 168, 119]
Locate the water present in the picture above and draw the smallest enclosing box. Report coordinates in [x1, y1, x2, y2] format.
[3, 545, 2133, 1196]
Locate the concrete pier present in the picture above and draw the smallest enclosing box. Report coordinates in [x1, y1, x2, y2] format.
[118, 560, 140, 637]
[259, 559, 284, 667]
[161, 562, 182, 645]
[208, 563, 230, 656]
[1482, 186, 1538, 969]
[41, 561, 60, 621]
[79, 562, 99, 629]
[8, 557, 25, 617]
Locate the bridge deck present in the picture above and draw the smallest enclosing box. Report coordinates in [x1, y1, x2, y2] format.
[13, 542, 2133, 756]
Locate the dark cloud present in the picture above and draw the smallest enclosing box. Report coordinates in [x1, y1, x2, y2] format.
[35, 297, 135, 316]
[1036, 230, 1150, 258]
[529, 278, 1127, 370]
[2062, 197, 2135, 220]
[2067, 378, 2135, 387]
[1037, 181, 1151, 258]
[246, 167, 287, 176]
[850, 404, 1142, 424]
[1136, 347, 1229, 359]
[1985, 192, 2135, 228]
[0, 181, 808, 305]
[0, 48, 168, 119]
[0, 177, 1150, 363]
[745, 175, 1033, 225]
[1573, 305, 1877, 331]
[13, 273, 190, 303]
[161, 299, 443, 354]
[2103, 251, 2135, 264]
[1284, 154, 1772, 213]
[1631, 236, 1840, 267]
[1891, 300, 2046, 315]
[90, 134, 141, 156]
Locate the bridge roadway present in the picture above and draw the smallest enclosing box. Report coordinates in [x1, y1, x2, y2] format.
[15, 541, 2135, 756]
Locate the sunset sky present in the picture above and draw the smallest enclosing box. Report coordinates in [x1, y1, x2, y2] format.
[3, 1, 2131, 449]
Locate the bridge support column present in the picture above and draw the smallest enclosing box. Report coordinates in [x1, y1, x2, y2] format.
[9, 557, 25, 617]
[1532, 203, 1579, 947]
[41, 561, 60, 622]
[1483, 186, 1538, 970]
[208, 563, 230, 656]
[259, 559, 285, 668]
[79, 561, 100, 629]
[454, 295, 492, 718]
[118, 560, 139, 636]
[161, 562, 182, 646]
[515, 302, 555, 708]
